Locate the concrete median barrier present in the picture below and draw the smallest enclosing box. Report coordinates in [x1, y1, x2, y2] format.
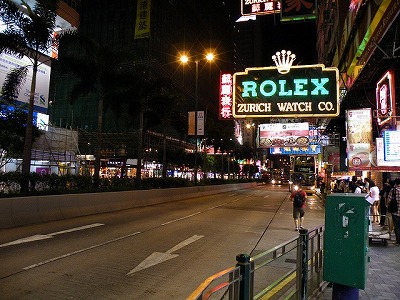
[0, 182, 256, 228]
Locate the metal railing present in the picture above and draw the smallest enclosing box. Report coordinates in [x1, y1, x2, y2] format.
[187, 225, 326, 300]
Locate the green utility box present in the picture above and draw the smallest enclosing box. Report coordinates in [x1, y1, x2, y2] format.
[323, 194, 370, 289]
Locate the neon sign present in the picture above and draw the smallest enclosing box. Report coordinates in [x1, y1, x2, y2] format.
[219, 73, 233, 120]
[376, 69, 395, 127]
[233, 64, 339, 118]
[241, 0, 280, 16]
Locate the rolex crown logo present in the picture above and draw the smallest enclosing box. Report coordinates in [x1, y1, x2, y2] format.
[272, 50, 296, 74]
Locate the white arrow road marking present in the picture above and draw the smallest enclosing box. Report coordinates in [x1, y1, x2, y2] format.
[0, 223, 104, 248]
[127, 235, 204, 275]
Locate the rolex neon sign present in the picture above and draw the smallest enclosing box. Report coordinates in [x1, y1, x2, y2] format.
[233, 50, 340, 118]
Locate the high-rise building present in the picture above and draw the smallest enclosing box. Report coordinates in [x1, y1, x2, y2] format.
[49, 0, 237, 176]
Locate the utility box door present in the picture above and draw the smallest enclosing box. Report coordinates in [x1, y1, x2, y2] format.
[323, 194, 370, 289]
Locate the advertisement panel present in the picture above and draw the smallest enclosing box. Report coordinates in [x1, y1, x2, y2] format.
[259, 122, 309, 148]
[0, 53, 51, 112]
[233, 65, 339, 118]
[346, 109, 372, 169]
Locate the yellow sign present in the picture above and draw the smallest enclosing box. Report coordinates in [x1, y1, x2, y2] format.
[135, 0, 151, 39]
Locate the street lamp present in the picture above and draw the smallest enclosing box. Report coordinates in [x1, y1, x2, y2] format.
[180, 52, 214, 183]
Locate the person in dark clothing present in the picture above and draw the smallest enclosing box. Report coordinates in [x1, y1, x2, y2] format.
[379, 183, 391, 226]
[349, 176, 357, 193]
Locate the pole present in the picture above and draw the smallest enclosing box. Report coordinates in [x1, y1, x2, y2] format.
[194, 59, 199, 184]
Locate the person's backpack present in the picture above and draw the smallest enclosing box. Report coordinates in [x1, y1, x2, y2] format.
[293, 192, 304, 207]
[388, 188, 398, 213]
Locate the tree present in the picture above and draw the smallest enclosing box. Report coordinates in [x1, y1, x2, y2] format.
[145, 78, 187, 178]
[55, 32, 141, 185]
[0, 103, 41, 170]
[0, 0, 59, 190]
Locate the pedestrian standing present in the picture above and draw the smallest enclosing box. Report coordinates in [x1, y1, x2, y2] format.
[387, 178, 400, 245]
[379, 182, 391, 227]
[290, 186, 307, 231]
[368, 180, 380, 223]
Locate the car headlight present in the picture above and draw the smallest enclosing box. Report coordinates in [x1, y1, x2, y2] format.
[271, 179, 276, 184]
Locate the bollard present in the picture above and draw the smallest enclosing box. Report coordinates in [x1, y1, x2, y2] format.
[332, 283, 359, 299]
[298, 228, 308, 300]
[236, 253, 252, 300]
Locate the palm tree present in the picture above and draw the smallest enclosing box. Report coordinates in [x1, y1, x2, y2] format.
[0, 0, 59, 191]
[55, 32, 141, 185]
[145, 78, 187, 178]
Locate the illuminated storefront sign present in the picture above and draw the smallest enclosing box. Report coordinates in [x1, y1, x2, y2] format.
[281, 0, 317, 22]
[241, 0, 280, 16]
[270, 144, 321, 155]
[219, 73, 233, 120]
[233, 64, 339, 118]
[376, 69, 396, 127]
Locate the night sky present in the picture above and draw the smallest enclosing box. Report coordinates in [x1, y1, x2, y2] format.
[260, 15, 318, 66]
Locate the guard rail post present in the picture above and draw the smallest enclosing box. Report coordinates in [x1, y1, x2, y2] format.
[298, 228, 309, 300]
[236, 253, 252, 300]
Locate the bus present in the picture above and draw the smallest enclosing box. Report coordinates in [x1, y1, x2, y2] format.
[289, 155, 317, 194]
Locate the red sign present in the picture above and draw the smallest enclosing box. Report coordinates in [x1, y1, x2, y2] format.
[376, 69, 396, 127]
[219, 73, 233, 120]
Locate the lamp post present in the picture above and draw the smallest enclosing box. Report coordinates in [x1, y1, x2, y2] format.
[180, 52, 214, 184]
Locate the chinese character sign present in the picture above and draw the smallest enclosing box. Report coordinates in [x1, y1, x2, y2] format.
[135, 0, 151, 39]
[241, 0, 281, 16]
[281, 0, 317, 22]
[219, 73, 233, 120]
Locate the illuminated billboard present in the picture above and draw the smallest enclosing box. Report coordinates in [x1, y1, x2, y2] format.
[0, 53, 51, 113]
[241, 0, 280, 16]
[233, 64, 339, 118]
[259, 122, 309, 148]
[376, 70, 396, 127]
[346, 108, 372, 169]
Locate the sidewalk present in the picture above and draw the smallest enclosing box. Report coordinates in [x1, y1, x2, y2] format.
[256, 190, 400, 299]
[321, 222, 400, 299]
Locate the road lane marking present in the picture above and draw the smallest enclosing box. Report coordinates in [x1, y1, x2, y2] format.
[127, 235, 204, 275]
[0, 223, 105, 248]
[161, 212, 202, 225]
[23, 231, 141, 270]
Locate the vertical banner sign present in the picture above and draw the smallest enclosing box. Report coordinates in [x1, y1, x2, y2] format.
[135, 0, 151, 39]
[280, 0, 317, 22]
[188, 111, 205, 136]
[197, 111, 205, 136]
[219, 73, 233, 120]
[188, 111, 195, 135]
[346, 108, 372, 170]
[376, 69, 396, 128]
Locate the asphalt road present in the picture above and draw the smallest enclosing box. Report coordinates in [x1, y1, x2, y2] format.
[0, 184, 323, 299]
